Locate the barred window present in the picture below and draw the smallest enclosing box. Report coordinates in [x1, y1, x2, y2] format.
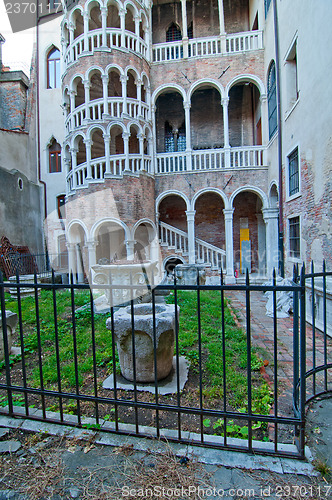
[166, 23, 182, 42]
[289, 216, 300, 259]
[268, 61, 277, 139]
[288, 148, 299, 196]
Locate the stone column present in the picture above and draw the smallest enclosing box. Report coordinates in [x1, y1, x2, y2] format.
[87, 240, 97, 268]
[260, 94, 268, 165]
[222, 97, 230, 168]
[126, 240, 136, 261]
[84, 139, 92, 180]
[151, 104, 157, 174]
[101, 6, 108, 47]
[69, 22, 75, 62]
[256, 213, 266, 276]
[104, 133, 111, 174]
[101, 74, 109, 118]
[183, 101, 192, 171]
[262, 208, 279, 277]
[136, 79, 142, 117]
[83, 80, 90, 122]
[68, 90, 76, 131]
[223, 208, 235, 283]
[134, 15, 140, 52]
[186, 210, 196, 264]
[70, 148, 78, 189]
[83, 13, 89, 52]
[120, 75, 128, 117]
[60, 37, 66, 74]
[67, 243, 76, 282]
[217, 0, 226, 53]
[75, 243, 85, 283]
[120, 8, 126, 48]
[181, 0, 188, 58]
[138, 132, 145, 171]
[146, 85, 152, 121]
[123, 131, 130, 172]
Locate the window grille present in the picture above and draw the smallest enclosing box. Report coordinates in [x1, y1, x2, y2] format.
[166, 23, 182, 42]
[288, 148, 299, 196]
[289, 216, 300, 258]
[268, 61, 277, 139]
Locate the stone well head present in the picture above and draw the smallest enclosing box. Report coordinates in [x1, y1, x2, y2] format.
[107, 302, 179, 383]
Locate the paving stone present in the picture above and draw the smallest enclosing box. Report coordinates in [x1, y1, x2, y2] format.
[0, 441, 21, 454]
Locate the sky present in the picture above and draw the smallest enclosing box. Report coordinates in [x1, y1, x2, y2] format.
[0, 0, 35, 74]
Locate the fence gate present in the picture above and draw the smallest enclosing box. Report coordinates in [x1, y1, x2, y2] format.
[0, 265, 331, 459]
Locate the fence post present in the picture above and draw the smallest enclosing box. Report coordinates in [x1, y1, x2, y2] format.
[298, 264, 306, 458]
[0, 272, 13, 415]
[292, 264, 299, 415]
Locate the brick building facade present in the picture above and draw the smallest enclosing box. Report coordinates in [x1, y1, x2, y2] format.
[35, 0, 331, 281]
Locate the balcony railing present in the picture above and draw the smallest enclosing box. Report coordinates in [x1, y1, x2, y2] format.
[64, 29, 148, 67]
[156, 146, 265, 174]
[65, 98, 150, 134]
[152, 30, 263, 63]
[67, 154, 152, 192]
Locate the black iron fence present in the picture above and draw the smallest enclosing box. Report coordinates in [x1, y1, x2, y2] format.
[0, 265, 331, 459]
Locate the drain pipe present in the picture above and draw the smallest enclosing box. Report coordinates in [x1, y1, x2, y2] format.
[36, 13, 48, 225]
[272, 0, 284, 277]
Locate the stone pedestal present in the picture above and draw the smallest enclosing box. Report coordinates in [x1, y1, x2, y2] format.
[107, 302, 179, 382]
[174, 264, 206, 285]
[0, 310, 18, 361]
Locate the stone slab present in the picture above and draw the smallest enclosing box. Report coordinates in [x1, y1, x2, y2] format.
[102, 356, 189, 394]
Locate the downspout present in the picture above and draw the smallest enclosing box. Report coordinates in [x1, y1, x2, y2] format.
[36, 14, 48, 224]
[272, 0, 284, 277]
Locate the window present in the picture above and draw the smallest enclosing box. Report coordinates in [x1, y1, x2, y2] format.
[47, 47, 60, 89]
[164, 122, 186, 152]
[288, 147, 299, 197]
[285, 38, 299, 109]
[264, 0, 272, 17]
[289, 216, 300, 259]
[267, 61, 277, 139]
[49, 139, 62, 172]
[57, 195, 66, 219]
[166, 23, 182, 42]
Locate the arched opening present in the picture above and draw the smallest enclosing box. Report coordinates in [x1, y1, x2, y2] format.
[267, 61, 277, 139]
[91, 129, 105, 159]
[125, 6, 135, 34]
[95, 222, 126, 263]
[48, 138, 62, 173]
[73, 10, 84, 39]
[89, 71, 103, 101]
[155, 91, 185, 153]
[108, 69, 122, 97]
[164, 256, 184, 275]
[228, 82, 261, 147]
[89, 3, 102, 31]
[194, 192, 225, 250]
[107, 2, 120, 28]
[74, 78, 85, 108]
[110, 125, 124, 155]
[233, 191, 264, 274]
[129, 126, 139, 154]
[68, 223, 87, 282]
[127, 71, 137, 99]
[76, 136, 86, 165]
[47, 47, 60, 89]
[166, 22, 182, 42]
[134, 223, 155, 262]
[159, 195, 187, 232]
[191, 86, 223, 150]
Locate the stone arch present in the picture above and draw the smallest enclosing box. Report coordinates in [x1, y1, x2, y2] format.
[92, 218, 129, 262]
[88, 68, 104, 102]
[191, 187, 229, 211]
[231, 188, 267, 275]
[193, 189, 226, 251]
[72, 8, 84, 39]
[124, 1, 137, 33]
[106, 0, 121, 29]
[188, 79, 225, 101]
[154, 87, 186, 154]
[87, 0, 102, 30]
[133, 219, 157, 262]
[269, 182, 279, 208]
[152, 83, 186, 105]
[158, 193, 189, 233]
[226, 74, 266, 98]
[163, 255, 185, 275]
[230, 185, 268, 209]
[156, 191, 190, 213]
